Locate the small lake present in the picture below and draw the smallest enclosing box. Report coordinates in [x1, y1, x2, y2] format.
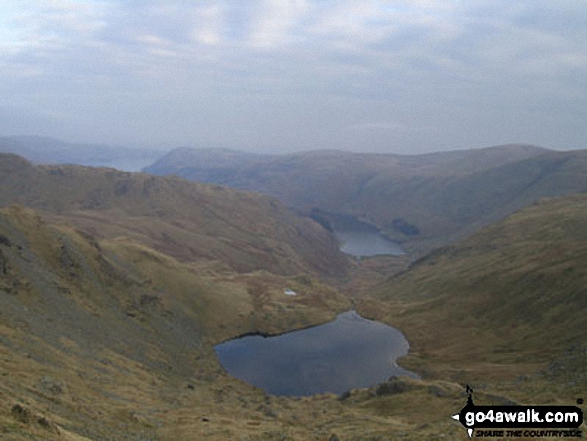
[325, 212, 406, 257]
[334, 231, 406, 257]
[214, 311, 418, 396]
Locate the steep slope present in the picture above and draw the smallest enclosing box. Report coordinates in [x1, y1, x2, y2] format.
[359, 149, 587, 247]
[2, 206, 531, 441]
[0, 206, 351, 440]
[0, 153, 348, 277]
[144, 144, 577, 252]
[361, 192, 587, 383]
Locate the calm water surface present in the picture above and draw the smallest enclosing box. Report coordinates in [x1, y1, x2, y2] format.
[325, 212, 406, 257]
[214, 311, 417, 396]
[335, 231, 405, 257]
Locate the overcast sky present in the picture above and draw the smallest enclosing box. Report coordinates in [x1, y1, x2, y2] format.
[0, 0, 586, 154]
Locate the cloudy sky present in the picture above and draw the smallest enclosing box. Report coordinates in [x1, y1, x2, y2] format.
[0, 0, 586, 154]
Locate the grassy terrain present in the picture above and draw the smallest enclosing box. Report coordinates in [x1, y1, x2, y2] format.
[360, 193, 587, 395]
[0, 207, 477, 441]
[0, 206, 359, 440]
[1, 196, 584, 440]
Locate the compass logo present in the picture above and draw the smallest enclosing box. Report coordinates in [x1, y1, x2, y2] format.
[451, 386, 583, 438]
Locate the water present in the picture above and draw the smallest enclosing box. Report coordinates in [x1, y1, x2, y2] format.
[214, 311, 418, 396]
[335, 231, 406, 257]
[317, 211, 406, 257]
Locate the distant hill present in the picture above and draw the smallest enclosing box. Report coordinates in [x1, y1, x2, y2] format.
[363, 192, 587, 379]
[143, 144, 587, 253]
[0, 153, 348, 277]
[0, 135, 167, 171]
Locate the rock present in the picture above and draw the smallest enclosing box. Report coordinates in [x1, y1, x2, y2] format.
[375, 378, 413, 396]
[11, 404, 31, 423]
[37, 416, 60, 434]
[0, 235, 12, 247]
[428, 385, 451, 398]
[38, 376, 65, 394]
[338, 390, 351, 401]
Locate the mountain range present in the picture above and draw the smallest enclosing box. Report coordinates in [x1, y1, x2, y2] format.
[145, 144, 587, 253]
[0, 135, 167, 172]
[1, 142, 586, 440]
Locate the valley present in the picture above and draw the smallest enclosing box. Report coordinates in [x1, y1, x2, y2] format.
[145, 145, 587, 255]
[0, 147, 585, 440]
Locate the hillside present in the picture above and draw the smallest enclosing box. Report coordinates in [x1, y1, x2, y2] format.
[0, 207, 476, 441]
[0, 206, 354, 440]
[144, 145, 549, 207]
[0, 153, 348, 277]
[2, 157, 586, 439]
[144, 145, 587, 253]
[361, 192, 587, 386]
[11, 203, 580, 441]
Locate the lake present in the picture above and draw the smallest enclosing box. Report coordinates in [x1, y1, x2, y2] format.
[325, 212, 406, 257]
[334, 231, 406, 257]
[214, 311, 417, 396]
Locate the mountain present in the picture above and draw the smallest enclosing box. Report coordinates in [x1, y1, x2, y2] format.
[143, 144, 587, 253]
[0, 135, 167, 171]
[0, 153, 348, 277]
[145, 144, 549, 182]
[361, 192, 587, 384]
[2, 151, 586, 439]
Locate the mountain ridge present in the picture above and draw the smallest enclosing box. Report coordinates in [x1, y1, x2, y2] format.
[144, 143, 571, 253]
[0, 153, 348, 277]
[0, 135, 167, 171]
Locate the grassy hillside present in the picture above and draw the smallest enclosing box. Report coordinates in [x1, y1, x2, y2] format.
[144, 145, 587, 253]
[0, 206, 357, 440]
[0, 207, 475, 441]
[360, 192, 587, 388]
[0, 153, 348, 277]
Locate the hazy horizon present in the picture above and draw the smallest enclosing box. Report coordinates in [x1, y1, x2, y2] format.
[0, 133, 560, 156]
[1, 1, 586, 155]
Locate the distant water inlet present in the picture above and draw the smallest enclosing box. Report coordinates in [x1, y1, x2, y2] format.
[323, 212, 406, 257]
[214, 311, 418, 396]
[335, 231, 405, 257]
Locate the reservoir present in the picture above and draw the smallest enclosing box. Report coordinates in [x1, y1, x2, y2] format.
[214, 311, 417, 396]
[327, 213, 405, 257]
[334, 230, 405, 257]
[309, 210, 405, 257]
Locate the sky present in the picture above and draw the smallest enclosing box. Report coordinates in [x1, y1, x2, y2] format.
[0, 0, 586, 154]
